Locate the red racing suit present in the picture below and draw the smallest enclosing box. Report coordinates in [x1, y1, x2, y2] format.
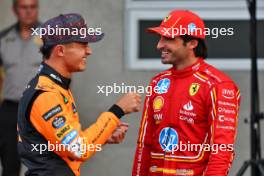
[132, 58, 241, 176]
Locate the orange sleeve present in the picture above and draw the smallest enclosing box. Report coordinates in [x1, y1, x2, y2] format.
[30, 91, 120, 161]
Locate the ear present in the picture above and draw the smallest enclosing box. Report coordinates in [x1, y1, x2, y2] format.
[188, 39, 198, 49]
[54, 45, 65, 57]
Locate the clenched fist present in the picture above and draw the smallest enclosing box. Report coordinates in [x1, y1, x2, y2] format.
[116, 93, 141, 114]
[106, 122, 129, 144]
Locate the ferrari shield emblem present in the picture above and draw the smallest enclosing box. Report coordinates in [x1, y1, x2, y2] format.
[163, 15, 171, 22]
[189, 83, 200, 96]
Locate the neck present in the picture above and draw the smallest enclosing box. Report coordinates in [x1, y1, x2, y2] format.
[44, 58, 71, 78]
[173, 56, 199, 70]
[19, 22, 35, 40]
[19, 22, 31, 30]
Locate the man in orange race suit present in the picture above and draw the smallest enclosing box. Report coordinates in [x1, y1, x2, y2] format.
[17, 13, 141, 176]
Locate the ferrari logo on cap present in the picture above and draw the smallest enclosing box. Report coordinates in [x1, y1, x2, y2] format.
[189, 83, 200, 96]
[163, 15, 171, 22]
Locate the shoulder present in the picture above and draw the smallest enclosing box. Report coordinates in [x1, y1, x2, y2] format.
[21, 75, 63, 107]
[33, 91, 63, 110]
[35, 75, 61, 93]
[150, 68, 173, 85]
[32, 76, 64, 107]
[201, 65, 240, 101]
[31, 84, 64, 120]
[196, 61, 238, 89]
[0, 23, 17, 40]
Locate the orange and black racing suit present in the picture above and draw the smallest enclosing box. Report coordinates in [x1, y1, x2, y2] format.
[17, 63, 124, 176]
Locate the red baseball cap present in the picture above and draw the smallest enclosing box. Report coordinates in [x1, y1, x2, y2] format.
[147, 10, 205, 39]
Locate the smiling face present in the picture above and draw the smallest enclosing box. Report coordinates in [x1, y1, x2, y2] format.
[156, 36, 198, 67]
[157, 36, 188, 65]
[62, 42, 92, 72]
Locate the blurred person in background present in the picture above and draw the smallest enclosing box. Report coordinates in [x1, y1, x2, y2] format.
[0, 0, 41, 175]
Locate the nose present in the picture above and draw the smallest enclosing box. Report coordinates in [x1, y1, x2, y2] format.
[85, 45, 92, 55]
[157, 37, 164, 50]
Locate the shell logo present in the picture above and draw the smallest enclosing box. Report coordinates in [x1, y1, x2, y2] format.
[153, 96, 164, 112]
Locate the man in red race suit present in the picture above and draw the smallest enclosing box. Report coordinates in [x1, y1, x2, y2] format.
[132, 10, 241, 176]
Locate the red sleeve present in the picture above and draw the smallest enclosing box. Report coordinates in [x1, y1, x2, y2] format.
[203, 82, 241, 176]
[132, 84, 155, 176]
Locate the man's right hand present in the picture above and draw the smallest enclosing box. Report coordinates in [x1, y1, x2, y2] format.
[116, 93, 141, 114]
[106, 122, 129, 144]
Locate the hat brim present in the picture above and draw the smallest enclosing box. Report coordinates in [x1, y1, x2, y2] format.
[147, 27, 179, 38]
[77, 32, 104, 43]
[43, 33, 105, 47]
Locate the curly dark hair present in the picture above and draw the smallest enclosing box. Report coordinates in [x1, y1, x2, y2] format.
[180, 35, 208, 59]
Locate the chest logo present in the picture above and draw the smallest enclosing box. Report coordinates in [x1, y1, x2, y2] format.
[153, 96, 164, 112]
[183, 101, 193, 111]
[154, 114, 163, 124]
[156, 78, 170, 94]
[189, 83, 200, 96]
[5, 37, 16, 43]
[159, 127, 178, 152]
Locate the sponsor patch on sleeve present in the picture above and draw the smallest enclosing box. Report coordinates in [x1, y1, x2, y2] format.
[56, 124, 73, 140]
[61, 130, 78, 145]
[42, 105, 62, 121]
[221, 88, 235, 100]
[52, 116, 66, 129]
